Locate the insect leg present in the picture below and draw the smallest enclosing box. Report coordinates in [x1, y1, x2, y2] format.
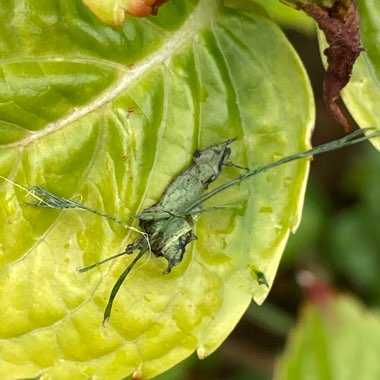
[103, 249, 148, 324]
[177, 205, 237, 217]
[78, 249, 134, 272]
[224, 161, 250, 171]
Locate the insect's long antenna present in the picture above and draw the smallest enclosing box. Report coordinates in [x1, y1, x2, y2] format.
[184, 129, 380, 213]
[27, 186, 145, 235]
[18, 185, 152, 250]
[79, 250, 133, 272]
[0, 177, 48, 204]
[103, 249, 148, 324]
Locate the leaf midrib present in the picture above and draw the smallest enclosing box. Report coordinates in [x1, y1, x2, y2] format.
[14, 0, 219, 150]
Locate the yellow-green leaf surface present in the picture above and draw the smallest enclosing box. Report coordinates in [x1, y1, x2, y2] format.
[0, 0, 314, 378]
[317, 0, 380, 149]
[275, 295, 380, 380]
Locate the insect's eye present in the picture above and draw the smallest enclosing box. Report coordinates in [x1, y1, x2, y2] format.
[224, 147, 231, 157]
[193, 150, 202, 158]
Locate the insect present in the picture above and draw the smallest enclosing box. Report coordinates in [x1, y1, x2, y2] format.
[127, 139, 234, 269]
[25, 128, 380, 323]
[29, 139, 236, 323]
[101, 139, 235, 321]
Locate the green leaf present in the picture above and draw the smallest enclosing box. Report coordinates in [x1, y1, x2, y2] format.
[282, 181, 329, 266]
[317, 0, 380, 149]
[275, 295, 380, 380]
[247, 0, 315, 34]
[0, 0, 314, 378]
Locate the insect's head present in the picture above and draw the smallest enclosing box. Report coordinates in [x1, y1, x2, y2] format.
[193, 139, 235, 167]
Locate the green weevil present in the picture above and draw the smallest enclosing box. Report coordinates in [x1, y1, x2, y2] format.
[25, 129, 378, 322]
[102, 139, 234, 321]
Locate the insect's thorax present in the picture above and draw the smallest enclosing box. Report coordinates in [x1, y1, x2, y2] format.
[144, 140, 232, 217]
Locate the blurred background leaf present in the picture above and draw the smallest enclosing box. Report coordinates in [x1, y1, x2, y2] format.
[274, 294, 380, 380]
